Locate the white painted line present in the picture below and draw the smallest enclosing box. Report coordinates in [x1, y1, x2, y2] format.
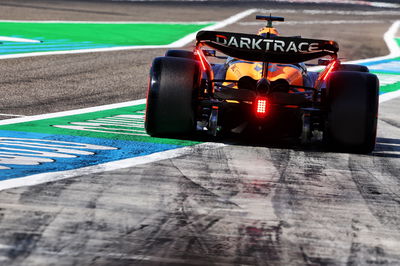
[302, 10, 400, 16]
[0, 99, 146, 126]
[0, 142, 225, 191]
[308, 19, 400, 72]
[168, 9, 257, 47]
[348, 20, 400, 64]
[253, 8, 400, 16]
[306, 20, 400, 105]
[0, 45, 174, 60]
[370, 2, 400, 8]
[378, 20, 399, 58]
[0, 9, 257, 60]
[0, 36, 41, 43]
[379, 90, 400, 103]
[375, 73, 400, 86]
[239, 20, 385, 26]
[0, 20, 216, 24]
[0, 114, 26, 117]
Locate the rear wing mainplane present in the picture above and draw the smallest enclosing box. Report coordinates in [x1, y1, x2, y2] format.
[196, 31, 338, 64]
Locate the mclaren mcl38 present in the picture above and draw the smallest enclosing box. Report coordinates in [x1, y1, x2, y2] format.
[145, 15, 379, 153]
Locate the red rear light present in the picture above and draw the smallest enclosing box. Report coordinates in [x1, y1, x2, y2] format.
[322, 61, 337, 81]
[254, 97, 268, 118]
[257, 99, 267, 113]
[195, 48, 208, 72]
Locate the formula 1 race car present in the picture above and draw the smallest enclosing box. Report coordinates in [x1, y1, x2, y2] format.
[145, 15, 379, 153]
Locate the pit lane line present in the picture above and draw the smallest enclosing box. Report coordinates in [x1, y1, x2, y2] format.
[0, 114, 26, 117]
[0, 17, 398, 192]
[352, 21, 400, 63]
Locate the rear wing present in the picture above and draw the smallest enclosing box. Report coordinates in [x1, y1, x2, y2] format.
[196, 31, 338, 64]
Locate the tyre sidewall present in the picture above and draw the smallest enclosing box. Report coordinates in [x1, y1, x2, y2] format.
[145, 57, 200, 136]
[326, 71, 379, 153]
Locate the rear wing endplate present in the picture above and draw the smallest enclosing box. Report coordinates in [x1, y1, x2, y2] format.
[196, 31, 338, 63]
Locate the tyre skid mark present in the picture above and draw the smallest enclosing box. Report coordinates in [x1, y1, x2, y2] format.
[348, 154, 400, 230]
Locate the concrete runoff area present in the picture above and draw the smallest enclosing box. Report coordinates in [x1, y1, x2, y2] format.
[0, 0, 399, 265]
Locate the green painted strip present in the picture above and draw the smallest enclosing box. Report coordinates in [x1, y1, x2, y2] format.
[380, 81, 400, 94]
[0, 105, 200, 146]
[371, 70, 400, 75]
[0, 22, 214, 55]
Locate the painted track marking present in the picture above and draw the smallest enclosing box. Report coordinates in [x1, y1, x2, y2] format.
[0, 142, 225, 191]
[0, 20, 216, 24]
[0, 36, 41, 43]
[0, 22, 213, 57]
[0, 114, 26, 117]
[0, 99, 146, 126]
[1, 9, 398, 59]
[0, 9, 256, 60]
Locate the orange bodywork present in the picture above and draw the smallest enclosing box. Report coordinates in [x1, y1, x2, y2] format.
[223, 61, 304, 88]
[257, 26, 280, 37]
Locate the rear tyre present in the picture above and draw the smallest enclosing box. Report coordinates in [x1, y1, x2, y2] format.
[325, 71, 379, 153]
[336, 64, 369, 72]
[145, 56, 201, 136]
[165, 50, 196, 60]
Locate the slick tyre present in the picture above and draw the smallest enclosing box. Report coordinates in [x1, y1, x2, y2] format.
[336, 64, 369, 72]
[325, 71, 379, 153]
[165, 50, 197, 60]
[145, 56, 201, 136]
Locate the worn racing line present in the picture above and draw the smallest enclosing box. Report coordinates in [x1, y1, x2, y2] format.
[0, 0, 400, 265]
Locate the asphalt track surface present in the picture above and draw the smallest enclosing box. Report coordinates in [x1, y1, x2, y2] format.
[0, 0, 400, 265]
